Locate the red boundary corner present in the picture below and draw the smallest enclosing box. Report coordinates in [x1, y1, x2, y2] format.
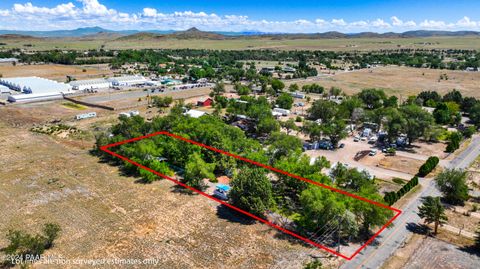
[100, 131, 402, 260]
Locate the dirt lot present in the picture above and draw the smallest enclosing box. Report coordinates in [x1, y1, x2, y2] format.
[287, 66, 480, 98]
[0, 64, 112, 82]
[403, 237, 480, 269]
[0, 102, 340, 268]
[76, 87, 212, 110]
[377, 156, 424, 176]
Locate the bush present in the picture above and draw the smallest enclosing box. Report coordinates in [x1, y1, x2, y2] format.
[446, 132, 463, 153]
[418, 156, 440, 177]
[384, 176, 419, 205]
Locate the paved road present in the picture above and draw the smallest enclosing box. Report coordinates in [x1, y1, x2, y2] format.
[340, 135, 480, 269]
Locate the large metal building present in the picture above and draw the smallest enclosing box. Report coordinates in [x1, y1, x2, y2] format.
[0, 76, 72, 103]
[107, 75, 148, 87]
[70, 78, 111, 91]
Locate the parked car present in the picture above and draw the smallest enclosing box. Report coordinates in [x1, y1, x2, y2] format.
[353, 136, 360, 142]
[369, 149, 378, 156]
[338, 143, 345, 148]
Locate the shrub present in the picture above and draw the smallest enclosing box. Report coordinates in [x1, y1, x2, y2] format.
[418, 156, 439, 177]
[446, 132, 463, 153]
[384, 176, 419, 205]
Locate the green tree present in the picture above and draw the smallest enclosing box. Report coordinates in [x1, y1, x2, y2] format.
[322, 119, 348, 148]
[276, 92, 294, 109]
[446, 131, 463, 153]
[271, 79, 285, 93]
[400, 105, 435, 144]
[435, 169, 469, 205]
[288, 83, 299, 92]
[229, 167, 274, 218]
[183, 152, 215, 190]
[358, 88, 386, 109]
[267, 132, 303, 161]
[281, 118, 299, 134]
[308, 100, 338, 123]
[418, 196, 448, 234]
[212, 82, 225, 96]
[302, 121, 322, 141]
[257, 117, 280, 135]
[470, 103, 480, 126]
[383, 108, 406, 143]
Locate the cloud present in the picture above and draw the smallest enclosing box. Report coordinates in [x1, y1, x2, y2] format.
[419, 19, 451, 29]
[13, 2, 76, 15]
[456, 16, 478, 28]
[390, 16, 416, 28]
[143, 8, 157, 18]
[331, 18, 347, 26]
[391, 16, 402, 26]
[371, 19, 390, 28]
[1, 1, 480, 33]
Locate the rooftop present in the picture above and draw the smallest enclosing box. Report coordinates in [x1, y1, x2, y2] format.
[0, 76, 71, 94]
[69, 78, 110, 86]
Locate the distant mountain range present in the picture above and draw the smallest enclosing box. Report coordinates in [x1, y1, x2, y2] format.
[1, 26, 479, 39]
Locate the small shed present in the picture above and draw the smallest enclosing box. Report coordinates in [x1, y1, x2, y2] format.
[197, 97, 213, 107]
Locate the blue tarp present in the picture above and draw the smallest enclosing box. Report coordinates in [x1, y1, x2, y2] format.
[216, 184, 231, 192]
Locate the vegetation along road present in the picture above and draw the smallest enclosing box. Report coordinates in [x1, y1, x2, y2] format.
[340, 136, 480, 269]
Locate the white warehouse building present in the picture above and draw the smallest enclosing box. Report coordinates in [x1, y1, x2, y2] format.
[70, 78, 111, 91]
[0, 76, 72, 103]
[107, 75, 148, 87]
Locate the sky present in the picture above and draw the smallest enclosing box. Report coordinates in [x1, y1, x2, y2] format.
[0, 0, 479, 32]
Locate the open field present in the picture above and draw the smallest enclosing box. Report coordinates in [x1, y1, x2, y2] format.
[288, 66, 480, 98]
[0, 64, 112, 82]
[0, 102, 339, 269]
[2, 36, 480, 51]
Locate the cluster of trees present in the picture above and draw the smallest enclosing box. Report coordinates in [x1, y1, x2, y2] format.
[11, 48, 480, 71]
[225, 95, 280, 135]
[384, 177, 419, 206]
[301, 84, 325, 94]
[1, 223, 61, 266]
[300, 87, 477, 153]
[96, 105, 392, 242]
[418, 156, 440, 177]
[301, 88, 438, 147]
[416, 168, 470, 236]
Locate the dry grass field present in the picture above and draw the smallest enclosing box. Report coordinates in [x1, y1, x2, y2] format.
[2, 36, 480, 51]
[0, 102, 338, 269]
[288, 66, 480, 98]
[0, 64, 112, 82]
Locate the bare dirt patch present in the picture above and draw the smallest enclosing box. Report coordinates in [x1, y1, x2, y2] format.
[377, 156, 424, 176]
[0, 64, 112, 82]
[0, 104, 341, 268]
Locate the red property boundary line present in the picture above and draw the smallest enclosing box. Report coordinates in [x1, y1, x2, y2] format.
[100, 131, 402, 260]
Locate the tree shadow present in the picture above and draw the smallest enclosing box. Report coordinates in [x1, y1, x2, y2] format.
[170, 184, 197, 195]
[216, 204, 255, 225]
[459, 244, 480, 256]
[406, 222, 429, 235]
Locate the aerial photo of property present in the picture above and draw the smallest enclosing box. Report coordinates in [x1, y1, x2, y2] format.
[1, 0, 480, 268]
